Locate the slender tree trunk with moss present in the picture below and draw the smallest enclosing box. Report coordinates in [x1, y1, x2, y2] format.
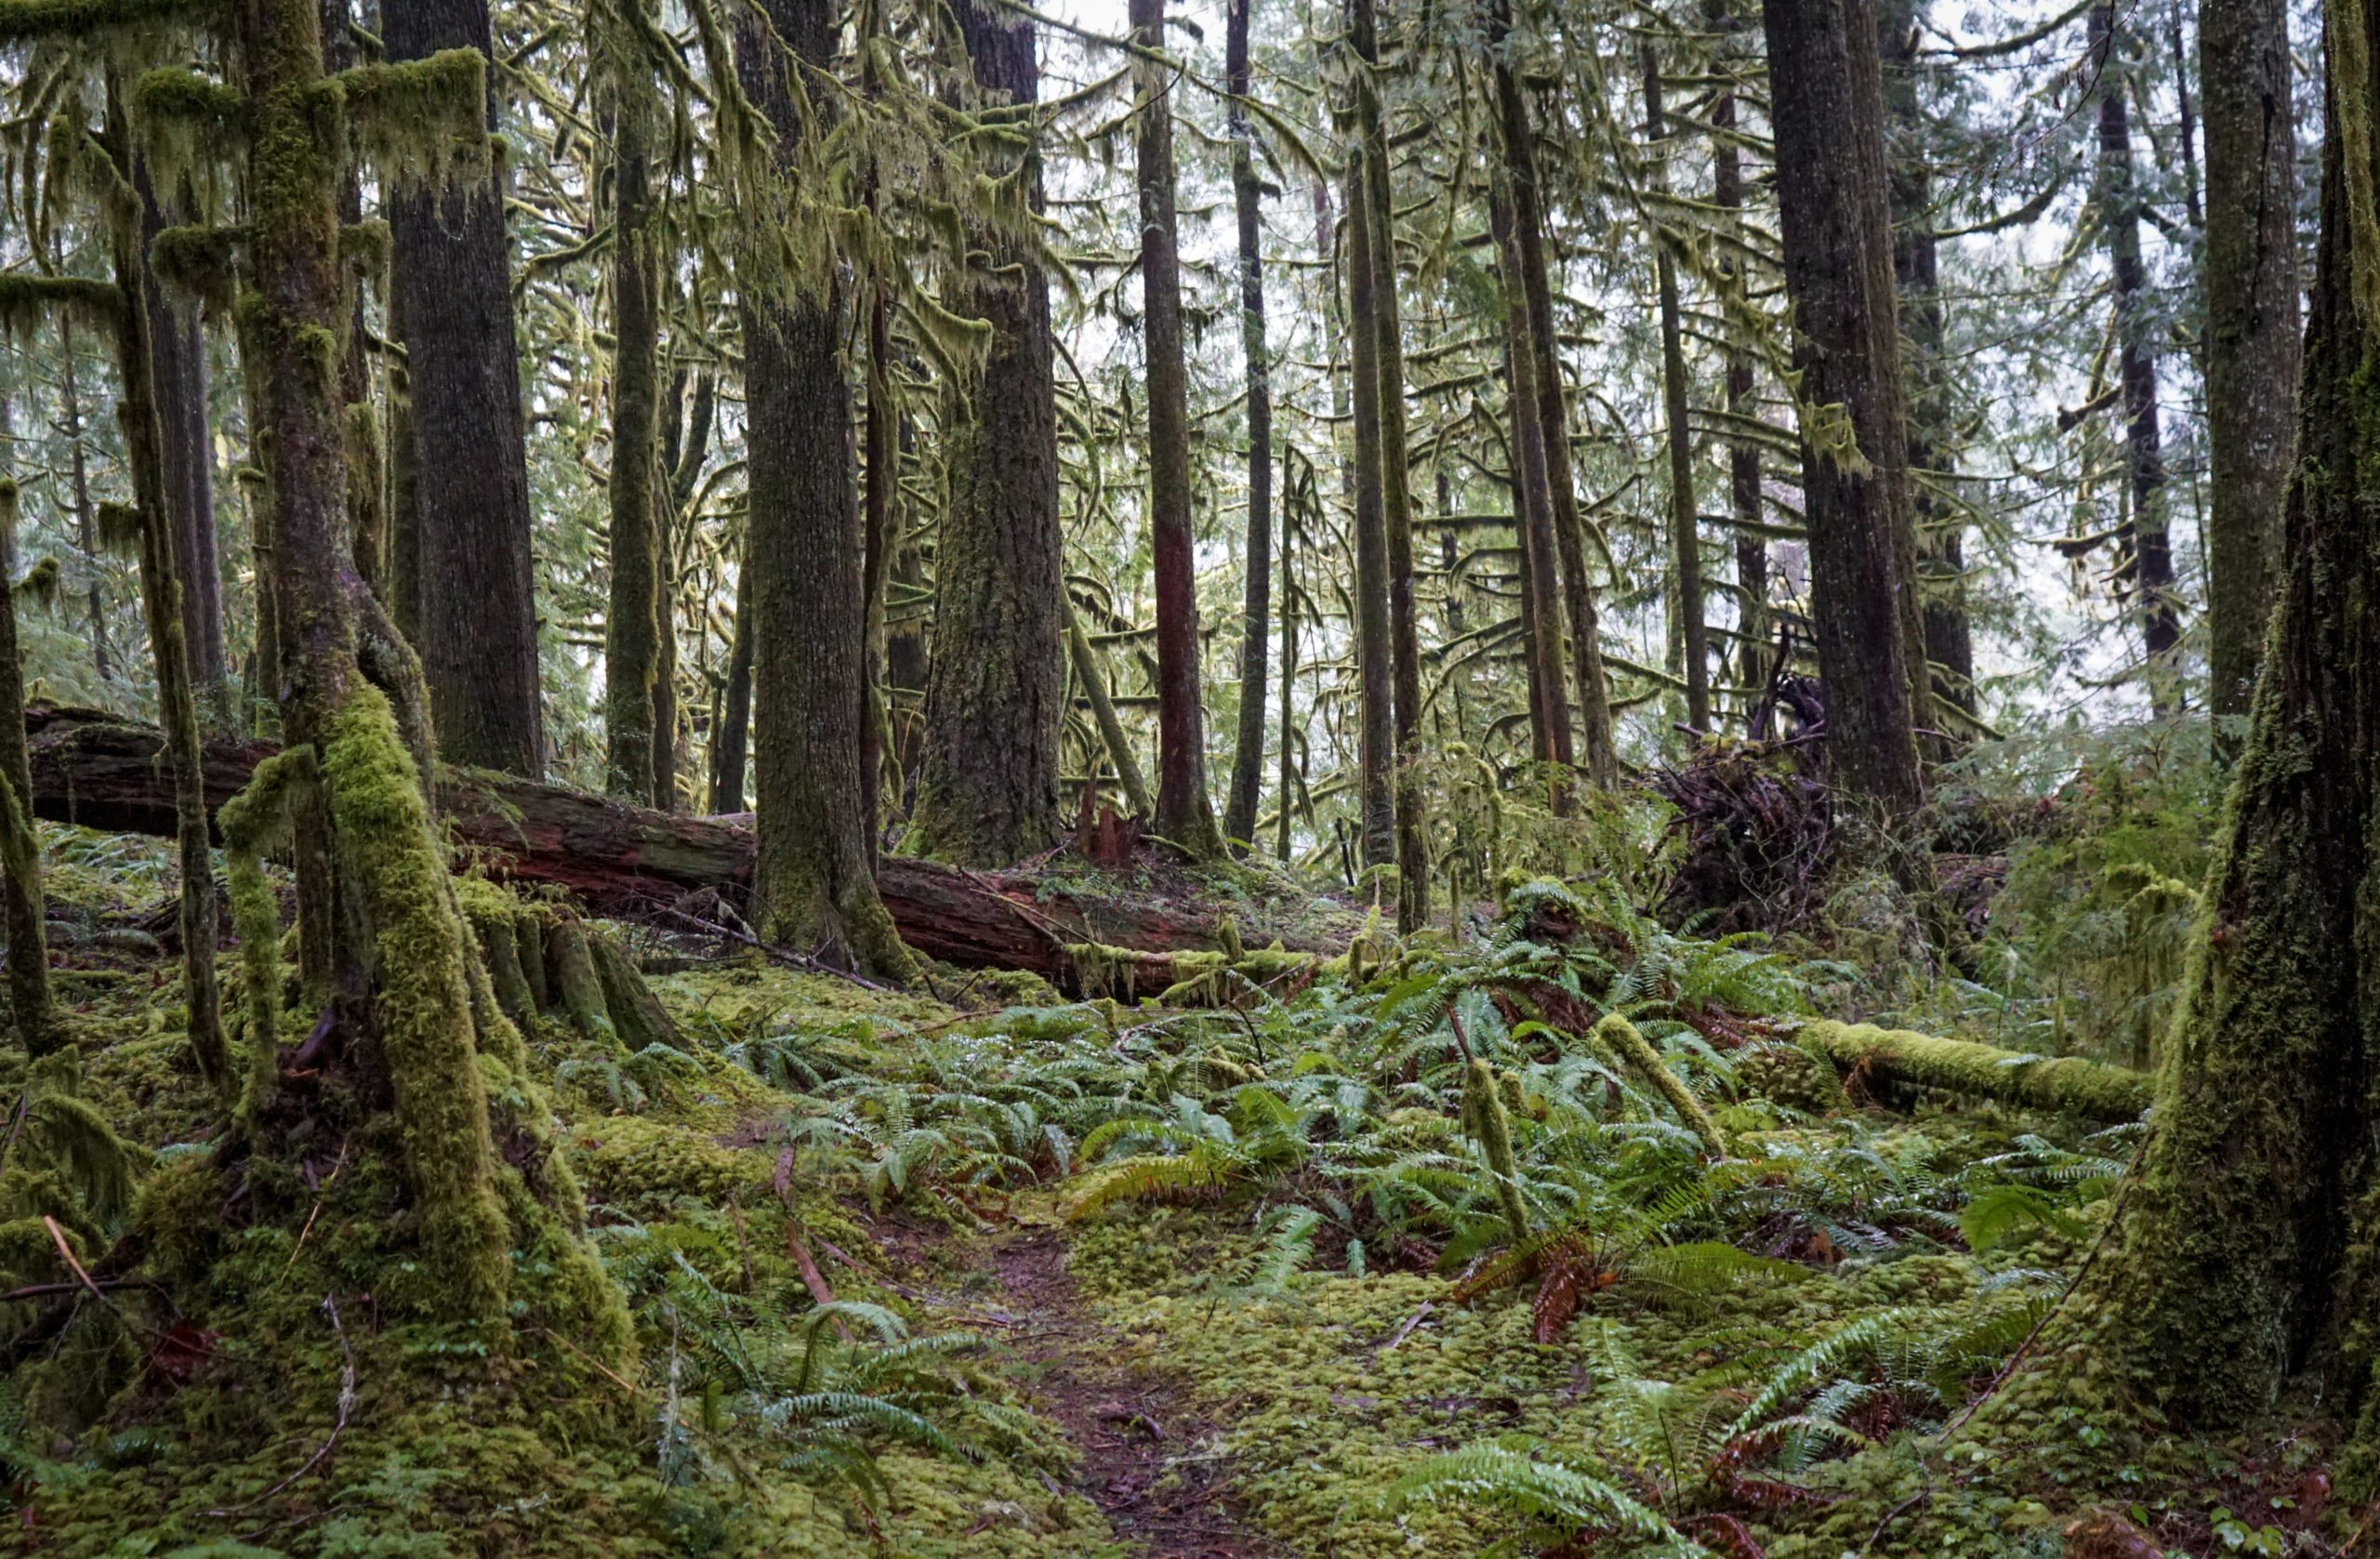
[57, 328, 110, 687]
[910, 0, 1065, 867]
[0, 479, 55, 1059]
[1067, 604, 1154, 820]
[106, 115, 229, 1098]
[1130, 0, 1225, 862]
[2200, 0, 2298, 750]
[711, 566, 752, 815]
[1348, 0, 1426, 925]
[1487, 7, 1616, 786]
[1761, 0, 1928, 819]
[384, 0, 545, 777]
[602, 81, 662, 806]
[1276, 492, 1298, 863]
[1221, 0, 1272, 852]
[2043, 19, 2380, 1450]
[138, 178, 231, 729]
[1642, 44, 1710, 734]
[2091, 0, 2181, 709]
[734, 0, 919, 980]
[658, 364, 711, 810]
[1492, 190, 1574, 797]
[1344, 151, 1398, 868]
[1711, 82, 1767, 708]
[1878, 0, 1972, 723]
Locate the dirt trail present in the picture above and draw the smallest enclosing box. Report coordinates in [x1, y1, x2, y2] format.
[987, 1227, 1270, 1559]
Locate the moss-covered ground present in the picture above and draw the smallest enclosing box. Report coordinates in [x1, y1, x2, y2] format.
[0, 826, 2357, 1557]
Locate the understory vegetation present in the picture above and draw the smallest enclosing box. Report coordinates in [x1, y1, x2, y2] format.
[0, 722, 2325, 1558]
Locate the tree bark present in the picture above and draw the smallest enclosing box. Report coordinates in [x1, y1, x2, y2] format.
[2054, 25, 2380, 1434]
[734, 0, 918, 981]
[2091, 0, 2182, 708]
[0, 480, 54, 1059]
[1491, 191, 1575, 796]
[57, 328, 110, 687]
[1130, 0, 1224, 861]
[139, 180, 231, 729]
[911, 0, 1066, 867]
[2200, 0, 2297, 750]
[384, 0, 545, 777]
[602, 75, 663, 806]
[1761, 0, 1928, 818]
[1643, 44, 1711, 733]
[1877, 0, 1973, 725]
[1711, 80, 1768, 709]
[1487, 4, 1617, 786]
[1221, 0, 1272, 852]
[1344, 146, 1398, 866]
[710, 557, 752, 814]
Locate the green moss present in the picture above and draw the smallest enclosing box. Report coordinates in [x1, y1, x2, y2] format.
[1460, 1057, 1531, 1243]
[1796, 1019, 2153, 1123]
[218, 743, 314, 1118]
[546, 913, 619, 1050]
[1593, 1011, 1729, 1154]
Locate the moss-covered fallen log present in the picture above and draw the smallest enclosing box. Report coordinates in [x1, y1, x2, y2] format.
[1795, 1019, 2152, 1123]
[20, 704, 1331, 990]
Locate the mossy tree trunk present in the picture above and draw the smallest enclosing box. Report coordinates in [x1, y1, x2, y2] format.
[602, 60, 663, 807]
[103, 105, 230, 1099]
[1710, 73, 1767, 711]
[734, 0, 919, 981]
[1760, 0, 1929, 819]
[1490, 189, 1574, 798]
[2056, 0, 2380, 1438]
[909, 0, 1065, 868]
[656, 363, 711, 812]
[1486, 6, 1614, 787]
[710, 569, 752, 815]
[1348, 0, 1425, 928]
[56, 328, 110, 687]
[1641, 44, 1710, 735]
[1343, 139, 1398, 868]
[0, 480, 55, 1059]
[2200, 0, 2299, 751]
[1220, 0, 1272, 853]
[385, 0, 546, 777]
[2090, 0, 2182, 709]
[1130, 0, 1226, 862]
[1878, 0, 1972, 725]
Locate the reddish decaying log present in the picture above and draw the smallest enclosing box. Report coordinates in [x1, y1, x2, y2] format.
[20, 705, 1289, 984]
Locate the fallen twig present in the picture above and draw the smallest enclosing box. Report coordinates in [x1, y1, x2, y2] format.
[647, 904, 894, 992]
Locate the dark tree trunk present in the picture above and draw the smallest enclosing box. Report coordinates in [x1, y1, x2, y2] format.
[1492, 191, 1575, 796]
[1761, 0, 1928, 817]
[1643, 44, 1710, 733]
[910, 0, 1066, 867]
[384, 0, 545, 777]
[2056, 26, 2380, 1441]
[139, 183, 231, 728]
[859, 283, 892, 858]
[1879, 0, 1973, 721]
[1130, 0, 1224, 860]
[1221, 0, 1272, 852]
[2092, 0, 2182, 707]
[2200, 0, 2298, 750]
[384, 279, 421, 654]
[1276, 478, 1298, 862]
[603, 82, 663, 806]
[734, 0, 918, 980]
[1711, 78, 1768, 708]
[58, 329, 110, 687]
[1488, 3, 1617, 786]
[710, 569, 753, 816]
[1344, 147, 1398, 867]
[111, 118, 228, 1094]
[0, 479, 53, 1058]
[657, 365, 711, 811]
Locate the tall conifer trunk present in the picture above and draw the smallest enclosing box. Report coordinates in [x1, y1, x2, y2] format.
[384, 0, 545, 776]
[1492, 191, 1575, 798]
[602, 67, 662, 806]
[2201, 0, 2297, 749]
[2052, 5, 2380, 1447]
[1345, 148, 1398, 866]
[1642, 44, 1709, 733]
[910, 0, 1065, 866]
[1878, 0, 1972, 721]
[138, 178, 231, 728]
[1761, 0, 1928, 816]
[1710, 72, 1767, 709]
[734, 0, 919, 978]
[2091, 0, 2182, 707]
[0, 475, 54, 1059]
[1221, 0, 1272, 852]
[1130, 0, 1225, 860]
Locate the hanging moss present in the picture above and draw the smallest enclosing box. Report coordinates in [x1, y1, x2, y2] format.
[318, 684, 511, 1328]
[1593, 1013, 1728, 1156]
[332, 49, 489, 192]
[1795, 1019, 2152, 1123]
[0, 276, 123, 340]
[147, 223, 245, 312]
[0, 0, 212, 44]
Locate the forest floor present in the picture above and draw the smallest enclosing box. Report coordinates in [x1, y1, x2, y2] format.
[5, 822, 2360, 1558]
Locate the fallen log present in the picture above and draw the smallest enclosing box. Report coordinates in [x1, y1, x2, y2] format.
[20, 704, 1312, 987]
[1794, 1019, 2153, 1123]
